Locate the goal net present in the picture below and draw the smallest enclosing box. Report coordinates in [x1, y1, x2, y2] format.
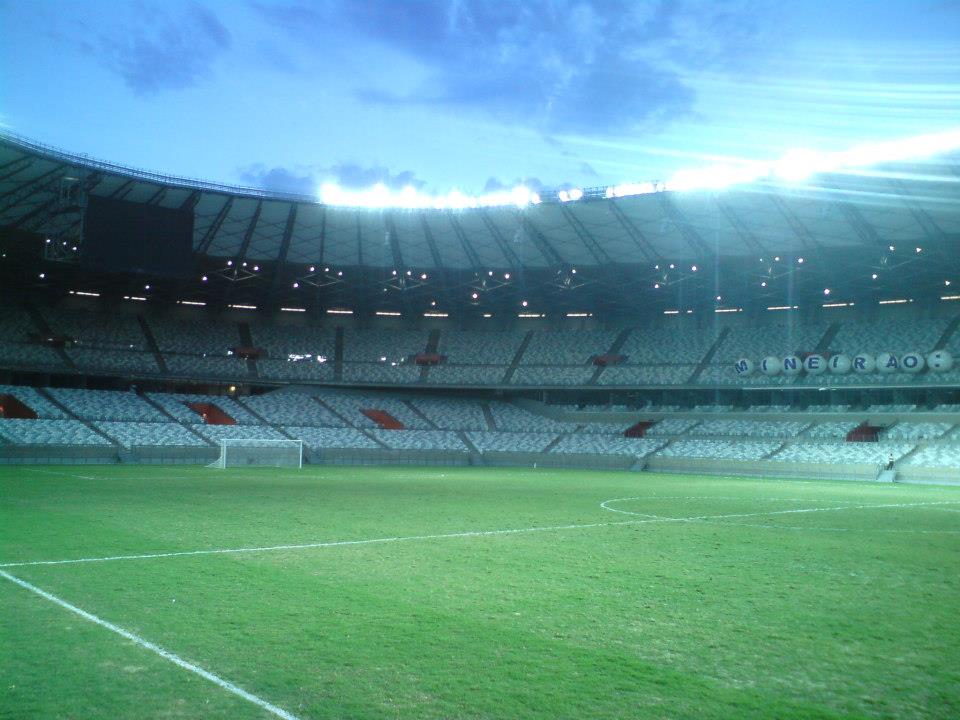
[208, 438, 303, 469]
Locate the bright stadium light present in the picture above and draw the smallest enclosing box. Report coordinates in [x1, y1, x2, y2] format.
[319, 182, 541, 209]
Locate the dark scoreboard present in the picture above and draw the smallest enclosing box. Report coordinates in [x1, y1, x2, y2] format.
[81, 196, 194, 278]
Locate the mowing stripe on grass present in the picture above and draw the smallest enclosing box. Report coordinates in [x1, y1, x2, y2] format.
[3, 499, 958, 569]
[0, 569, 302, 720]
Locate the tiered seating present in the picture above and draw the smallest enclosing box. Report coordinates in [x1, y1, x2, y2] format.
[702, 320, 829, 385]
[343, 329, 426, 362]
[369, 429, 466, 451]
[771, 442, 914, 464]
[317, 392, 430, 428]
[0, 385, 66, 418]
[656, 439, 782, 460]
[934, 403, 960, 412]
[598, 365, 696, 386]
[95, 421, 207, 447]
[902, 445, 960, 468]
[0, 419, 112, 445]
[488, 403, 579, 433]
[191, 424, 288, 443]
[805, 422, 862, 439]
[0, 307, 65, 369]
[645, 418, 699, 436]
[148, 393, 260, 424]
[883, 422, 953, 441]
[243, 393, 345, 427]
[748, 404, 794, 412]
[428, 365, 506, 385]
[467, 432, 557, 453]
[437, 331, 523, 365]
[44, 309, 158, 374]
[868, 403, 917, 413]
[805, 404, 853, 413]
[521, 330, 616, 364]
[149, 316, 246, 379]
[410, 397, 489, 431]
[551, 435, 664, 457]
[575, 422, 630, 435]
[688, 420, 810, 438]
[257, 357, 335, 382]
[341, 363, 421, 384]
[692, 404, 735, 413]
[511, 366, 595, 386]
[250, 323, 336, 381]
[282, 426, 378, 450]
[47, 388, 165, 422]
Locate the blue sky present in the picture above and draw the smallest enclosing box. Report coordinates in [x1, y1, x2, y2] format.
[2, 0, 959, 197]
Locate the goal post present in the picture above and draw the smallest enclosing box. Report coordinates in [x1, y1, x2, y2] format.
[208, 438, 303, 469]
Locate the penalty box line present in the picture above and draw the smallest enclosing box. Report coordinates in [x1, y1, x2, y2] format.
[3, 499, 959, 570]
[0, 569, 302, 720]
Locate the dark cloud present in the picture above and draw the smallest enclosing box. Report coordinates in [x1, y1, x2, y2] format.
[238, 165, 317, 195]
[83, 2, 232, 94]
[238, 162, 426, 194]
[483, 177, 544, 193]
[257, 1, 767, 134]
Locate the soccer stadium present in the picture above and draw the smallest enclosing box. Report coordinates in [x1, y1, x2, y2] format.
[3, 3, 960, 718]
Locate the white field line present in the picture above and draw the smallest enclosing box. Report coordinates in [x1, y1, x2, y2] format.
[0, 519, 644, 568]
[0, 569, 301, 720]
[4, 499, 959, 570]
[20, 467, 97, 480]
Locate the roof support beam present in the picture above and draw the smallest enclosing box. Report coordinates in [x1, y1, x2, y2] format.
[108, 179, 136, 199]
[0, 156, 35, 183]
[607, 199, 659, 262]
[834, 200, 886, 248]
[654, 193, 713, 257]
[889, 179, 948, 243]
[146, 187, 167, 205]
[478, 208, 522, 267]
[234, 200, 263, 264]
[180, 191, 202, 212]
[768, 194, 821, 251]
[515, 213, 565, 266]
[560, 205, 614, 265]
[417, 212, 445, 269]
[0, 166, 65, 214]
[446, 212, 484, 269]
[195, 196, 234, 255]
[383, 213, 405, 271]
[715, 199, 768, 255]
[316, 205, 327, 266]
[271, 204, 298, 290]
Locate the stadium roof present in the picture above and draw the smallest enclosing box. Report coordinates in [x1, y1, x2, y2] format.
[1, 131, 959, 317]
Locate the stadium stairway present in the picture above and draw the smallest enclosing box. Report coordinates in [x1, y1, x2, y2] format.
[402, 400, 440, 428]
[232, 397, 298, 440]
[136, 315, 168, 374]
[686, 327, 730, 384]
[312, 396, 391, 448]
[814, 322, 842, 354]
[35, 388, 118, 446]
[418, 329, 441, 384]
[139, 395, 213, 446]
[502, 330, 534, 384]
[26, 304, 74, 369]
[481, 403, 498, 430]
[457, 430, 481, 454]
[237, 322, 259, 379]
[333, 327, 345, 382]
[541, 434, 565, 453]
[586, 327, 633, 385]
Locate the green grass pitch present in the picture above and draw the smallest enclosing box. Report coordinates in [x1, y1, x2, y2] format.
[2, 464, 960, 719]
